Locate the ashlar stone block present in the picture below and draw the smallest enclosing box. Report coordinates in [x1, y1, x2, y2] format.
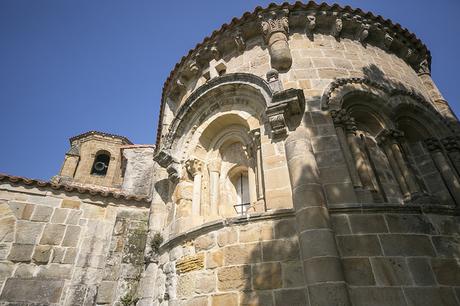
[61, 225, 81, 247]
[32, 245, 52, 264]
[39, 224, 66, 245]
[15, 221, 44, 244]
[252, 262, 282, 290]
[274, 289, 308, 306]
[7, 243, 34, 262]
[0, 278, 64, 303]
[30, 205, 53, 222]
[217, 265, 251, 291]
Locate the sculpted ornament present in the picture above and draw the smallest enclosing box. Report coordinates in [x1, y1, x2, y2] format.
[424, 138, 443, 152]
[232, 29, 246, 53]
[331, 18, 343, 37]
[357, 23, 370, 42]
[259, 9, 292, 71]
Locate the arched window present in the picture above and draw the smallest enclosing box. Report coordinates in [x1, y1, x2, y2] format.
[233, 171, 250, 214]
[91, 151, 110, 176]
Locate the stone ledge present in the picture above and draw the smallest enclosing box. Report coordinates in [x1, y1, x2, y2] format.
[161, 209, 295, 251]
[328, 203, 460, 216]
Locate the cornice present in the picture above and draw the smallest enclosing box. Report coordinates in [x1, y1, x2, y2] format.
[156, 1, 432, 147]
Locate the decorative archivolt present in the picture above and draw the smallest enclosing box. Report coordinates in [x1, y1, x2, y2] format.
[321, 77, 450, 137]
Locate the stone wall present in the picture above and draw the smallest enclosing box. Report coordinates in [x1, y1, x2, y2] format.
[139, 210, 307, 306]
[331, 209, 460, 306]
[122, 146, 155, 196]
[0, 182, 149, 305]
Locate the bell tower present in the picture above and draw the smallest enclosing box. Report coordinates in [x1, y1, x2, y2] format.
[54, 131, 132, 189]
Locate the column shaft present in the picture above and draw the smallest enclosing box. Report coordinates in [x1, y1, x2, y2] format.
[284, 126, 350, 306]
[335, 125, 362, 188]
[209, 171, 219, 216]
[382, 143, 410, 198]
[192, 173, 202, 216]
[390, 142, 420, 195]
[431, 151, 460, 205]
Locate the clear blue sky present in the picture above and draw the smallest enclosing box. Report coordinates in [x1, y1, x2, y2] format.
[1, 0, 459, 180]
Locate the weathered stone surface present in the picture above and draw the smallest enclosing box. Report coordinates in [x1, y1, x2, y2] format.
[7, 243, 34, 262]
[61, 199, 81, 209]
[51, 208, 69, 223]
[223, 243, 261, 265]
[32, 244, 52, 264]
[0, 278, 64, 303]
[30, 205, 53, 222]
[274, 219, 296, 238]
[274, 289, 308, 306]
[385, 214, 435, 234]
[61, 225, 81, 247]
[330, 215, 351, 234]
[379, 234, 436, 256]
[431, 235, 460, 258]
[299, 229, 339, 258]
[217, 265, 251, 291]
[407, 257, 436, 286]
[13, 263, 35, 278]
[211, 293, 238, 306]
[342, 257, 375, 286]
[239, 224, 273, 243]
[0, 262, 14, 279]
[252, 262, 282, 290]
[66, 209, 82, 225]
[262, 238, 299, 261]
[240, 291, 274, 306]
[348, 214, 388, 233]
[195, 270, 216, 294]
[194, 233, 215, 251]
[63, 247, 78, 264]
[40, 223, 66, 245]
[15, 220, 44, 244]
[370, 257, 412, 286]
[206, 249, 223, 269]
[336, 234, 382, 257]
[51, 247, 65, 263]
[349, 287, 407, 306]
[37, 264, 72, 279]
[0, 217, 15, 242]
[282, 261, 304, 288]
[96, 281, 117, 304]
[431, 258, 460, 286]
[404, 287, 459, 306]
[176, 253, 204, 273]
[308, 283, 350, 306]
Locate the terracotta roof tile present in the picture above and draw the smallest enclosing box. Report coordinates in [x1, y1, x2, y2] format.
[0, 173, 150, 203]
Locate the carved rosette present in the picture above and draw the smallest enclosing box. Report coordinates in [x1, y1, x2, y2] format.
[424, 138, 443, 152]
[259, 9, 292, 71]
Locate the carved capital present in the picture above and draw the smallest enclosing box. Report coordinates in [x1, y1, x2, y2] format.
[330, 109, 350, 126]
[442, 136, 460, 153]
[259, 9, 289, 43]
[154, 149, 181, 182]
[266, 88, 305, 139]
[424, 137, 443, 152]
[208, 159, 222, 173]
[376, 129, 404, 146]
[186, 158, 203, 176]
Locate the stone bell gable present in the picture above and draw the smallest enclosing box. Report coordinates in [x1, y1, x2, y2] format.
[1, 1, 460, 306]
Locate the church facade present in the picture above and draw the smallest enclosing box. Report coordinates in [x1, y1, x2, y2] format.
[1, 2, 460, 305]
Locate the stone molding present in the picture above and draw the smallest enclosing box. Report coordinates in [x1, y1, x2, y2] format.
[328, 203, 460, 216]
[153, 149, 181, 182]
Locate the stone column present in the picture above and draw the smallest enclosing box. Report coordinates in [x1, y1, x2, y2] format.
[259, 9, 292, 71]
[344, 118, 376, 191]
[377, 131, 410, 199]
[284, 126, 351, 305]
[186, 159, 203, 216]
[250, 129, 265, 201]
[417, 61, 459, 132]
[442, 136, 460, 176]
[425, 138, 460, 205]
[387, 130, 421, 197]
[331, 110, 363, 189]
[208, 158, 221, 217]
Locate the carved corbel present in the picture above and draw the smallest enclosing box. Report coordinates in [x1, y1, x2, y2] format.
[232, 29, 246, 53]
[357, 23, 370, 42]
[210, 44, 221, 60]
[154, 149, 181, 182]
[331, 18, 343, 38]
[306, 15, 316, 33]
[417, 58, 431, 75]
[384, 33, 394, 50]
[265, 88, 305, 139]
[259, 9, 292, 71]
[266, 69, 283, 93]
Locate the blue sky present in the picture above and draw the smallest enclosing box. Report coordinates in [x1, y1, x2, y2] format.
[1, 0, 459, 180]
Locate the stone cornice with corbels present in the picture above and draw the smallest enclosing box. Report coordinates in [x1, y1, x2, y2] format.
[156, 1, 431, 147]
